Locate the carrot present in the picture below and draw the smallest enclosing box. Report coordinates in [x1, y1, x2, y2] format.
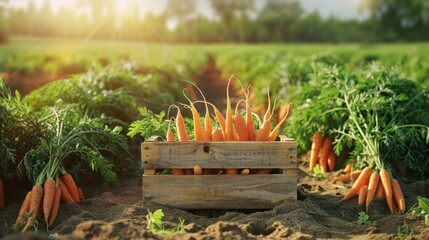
[193, 165, 203, 175]
[358, 185, 368, 205]
[268, 103, 291, 141]
[173, 105, 189, 141]
[184, 169, 194, 175]
[375, 180, 385, 198]
[245, 87, 255, 141]
[342, 167, 372, 201]
[379, 169, 394, 213]
[201, 101, 226, 138]
[343, 162, 353, 173]
[327, 148, 336, 172]
[256, 169, 272, 174]
[16, 191, 32, 225]
[23, 185, 43, 232]
[167, 117, 184, 175]
[61, 173, 79, 203]
[309, 131, 322, 172]
[58, 180, 74, 203]
[225, 76, 235, 141]
[212, 128, 224, 141]
[241, 169, 250, 175]
[255, 88, 274, 141]
[0, 179, 4, 209]
[48, 186, 61, 227]
[233, 100, 249, 141]
[391, 178, 405, 213]
[186, 81, 213, 141]
[318, 137, 332, 173]
[43, 178, 56, 224]
[329, 170, 362, 182]
[183, 90, 205, 141]
[225, 169, 238, 174]
[78, 187, 84, 201]
[365, 172, 380, 212]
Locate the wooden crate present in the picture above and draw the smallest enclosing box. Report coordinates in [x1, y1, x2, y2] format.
[141, 135, 297, 209]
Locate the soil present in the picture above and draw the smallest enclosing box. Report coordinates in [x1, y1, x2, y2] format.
[1, 59, 429, 239]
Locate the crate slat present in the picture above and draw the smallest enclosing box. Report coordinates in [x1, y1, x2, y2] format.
[141, 140, 297, 169]
[142, 173, 297, 209]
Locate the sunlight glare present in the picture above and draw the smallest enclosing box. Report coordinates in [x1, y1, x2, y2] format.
[114, 0, 132, 16]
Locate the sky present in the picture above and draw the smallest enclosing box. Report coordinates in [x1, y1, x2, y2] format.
[7, 0, 369, 20]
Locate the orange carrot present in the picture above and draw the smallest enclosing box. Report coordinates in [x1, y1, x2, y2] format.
[329, 170, 362, 182]
[225, 169, 238, 174]
[233, 100, 249, 141]
[358, 185, 368, 205]
[391, 178, 405, 213]
[365, 172, 380, 212]
[48, 186, 61, 227]
[255, 88, 274, 141]
[309, 131, 322, 172]
[245, 87, 255, 141]
[61, 173, 79, 203]
[193, 165, 203, 175]
[375, 180, 385, 198]
[201, 101, 226, 138]
[212, 128, 224, 141]
[342, 167, 372, 201]
[186, 81, 213, 141]
[182, 90, 205, 141]
[184, 169, 194, 175]
[0, 179, 4, 209]
[241, 169, 250, 175]
[318, 137, 332, 173]
[256, 169, 272, 174]
[343, 162, 353, 173]
[58, 180, 74, 203]
[16, 191, 32, 225]
[225, 76, 235, 141]
[43, 178, 56, 224]
[268, 104, 291, 141]
[379, 169, 394, 213]
[327, 148, 336, 172]
[167, 118, 184, 175]
[23, 185, 43, 232]
[78, 187, 84, 201]
[173, 105, 189, 141]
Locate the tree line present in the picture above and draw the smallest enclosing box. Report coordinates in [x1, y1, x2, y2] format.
[0, 0, 428, 44]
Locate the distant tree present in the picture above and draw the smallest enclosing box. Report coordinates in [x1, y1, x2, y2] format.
[360, 0, 429, 41]
[257, 0, 303, 42]
[164, 0, 196, 23]
[210, 0, 255, 42]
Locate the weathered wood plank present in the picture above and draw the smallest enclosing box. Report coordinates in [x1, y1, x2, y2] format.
[142, 173, 297, 209]
[141, 140, 297, 169]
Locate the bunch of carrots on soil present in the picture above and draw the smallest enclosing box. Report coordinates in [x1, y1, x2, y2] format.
[14, 160, 84, 232]
[308, 130, 405, 215]
[332, 166, 405, 214]
[308, 131, 336, 173]
[166, 78, 291, 175]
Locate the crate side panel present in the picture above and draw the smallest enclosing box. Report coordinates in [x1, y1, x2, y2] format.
[142, 174, 297, 209]
[141, 141, 297, 169]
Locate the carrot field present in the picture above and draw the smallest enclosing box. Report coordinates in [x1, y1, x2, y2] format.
[1, 37, 429, 239]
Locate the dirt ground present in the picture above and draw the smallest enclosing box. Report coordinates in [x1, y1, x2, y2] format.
[2, 155, 429, 240]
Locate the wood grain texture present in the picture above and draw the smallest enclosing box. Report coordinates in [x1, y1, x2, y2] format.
[141, 137, 297, 169]
[142, 173, 297, 209]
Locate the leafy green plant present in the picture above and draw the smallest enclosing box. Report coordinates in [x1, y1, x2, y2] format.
[355, 211, 371, 225]
[146, 209, 185, 235]
[312, 164, 325, 179]
[395, 221, 415, 240]
[411, 196, 429, 226]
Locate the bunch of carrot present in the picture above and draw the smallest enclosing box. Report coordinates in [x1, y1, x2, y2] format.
[14, 162, 83, 232]
[308, 131, 336, 173]
[333, 166, 405, 214]
[166, 78, 291, 175]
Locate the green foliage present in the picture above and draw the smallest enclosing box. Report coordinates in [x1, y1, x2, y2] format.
[146, 209, 185, 235]
[355, 211, 371, 225]
[411, 196, 429, 226]
[311, 164, 325, 179]
[287, 64, 429, 178]
[127, 107, 168, 141]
